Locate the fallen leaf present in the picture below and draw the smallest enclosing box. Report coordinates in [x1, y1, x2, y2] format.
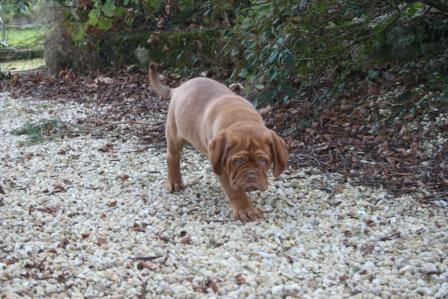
[107, 200, 118, 208]
[259, 105, 272, 115]
[58, 239, 70, 249]
[334, 184, 344, 194]
[57, 148, 68, 155]
[97, 237, 108, 246]
[98, 143, 113, 152]
[380, 230, 401, 241]
[365, 219, 376, 227]
[361, 244, 375, 256]
[118, 174, 130, 181]
[180, 236, 192, 245]
[5, 257, 18, 265]
[137, 261, 159, 270]
[53, 184, 67, 193]
[96, 76, 114, 85]
[37, 206, 58, 214]
[207, 279, 219, 293]
[229, 82, 244, 95]
[132, 223, 145, 232]
[235, 274, 246, 285]
[62, 179, 73, 186]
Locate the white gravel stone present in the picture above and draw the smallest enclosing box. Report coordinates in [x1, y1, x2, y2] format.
[0, 93, 447, 298]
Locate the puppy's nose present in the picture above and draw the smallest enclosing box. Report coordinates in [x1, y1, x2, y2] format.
[246, 171, 258, 181]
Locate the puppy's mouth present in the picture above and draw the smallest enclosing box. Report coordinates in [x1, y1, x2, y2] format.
[232, 171, 267, 192]
[243, 183, 266, 192]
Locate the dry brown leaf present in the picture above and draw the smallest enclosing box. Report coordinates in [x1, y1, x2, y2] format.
[132, 223, 145, 232]
[53, 184, 67, 193]
[180, 236, 192, 245]
[259, 105, 273, 115]
[235, 274, 246, 285]
[5, 257, 18, 265]
[98, 143, 113, 152]
[118, 174, 130, 182]
[97, 237, 108, 246]
[107, 200, 118, 208]
[205, 279, 219, 293]
[137, 261, 159, 270]
[58, 239, 69, 249]
[334, 184, 344, 194]
[96, 76, 114, 85]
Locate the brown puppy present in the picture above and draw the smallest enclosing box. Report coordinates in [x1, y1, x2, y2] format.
[149, 64, 288, 221]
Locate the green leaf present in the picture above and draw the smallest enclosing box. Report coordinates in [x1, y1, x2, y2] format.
[318, 3, 328, 14]
[87, 9, 99, 26]
[367, 70, 379, 81]
[115, 7, 126, 17]
[71, 23, 85, 41]
[325, 21, 336, 29]
[268, 50, 279, 64]
[102, 0, 117, 17]
[97, 18, 113, 31]
[239, 68, 250, 79]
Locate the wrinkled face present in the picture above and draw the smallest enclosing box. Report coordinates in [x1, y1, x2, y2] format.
[226, 144, 271, 192]
[208, 125, 288, 192]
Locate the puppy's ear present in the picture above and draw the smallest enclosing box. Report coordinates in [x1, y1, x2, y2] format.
[269, 131, 288, 177]
[208, 131, 229, 176]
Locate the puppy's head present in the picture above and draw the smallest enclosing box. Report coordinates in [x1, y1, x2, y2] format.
[208, 125, 288, 192]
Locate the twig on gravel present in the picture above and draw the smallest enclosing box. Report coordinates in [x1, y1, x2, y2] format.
[166, 250, 210, 278]
[101, 121, 153, 127]
[132, 158, 164, 166]
[129, 255, 164, 261]
[160, 251, 170, 266]
[115, 146, 152, 154]
[209, 219, 226, 223]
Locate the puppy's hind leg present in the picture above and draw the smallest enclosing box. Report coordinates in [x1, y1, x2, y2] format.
[166, 132, 186, 193]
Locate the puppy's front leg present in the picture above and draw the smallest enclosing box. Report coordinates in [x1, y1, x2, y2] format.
[218, 175, 262, 221]
[166, 137, 185, 193]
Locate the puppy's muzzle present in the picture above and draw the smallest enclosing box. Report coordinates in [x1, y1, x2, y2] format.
[236, 170, 267, 192]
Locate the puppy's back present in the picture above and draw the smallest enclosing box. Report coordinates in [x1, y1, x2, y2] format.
[173, 77, 233, 102]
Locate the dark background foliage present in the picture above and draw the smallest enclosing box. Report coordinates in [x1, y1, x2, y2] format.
[4, 0, 444, 106]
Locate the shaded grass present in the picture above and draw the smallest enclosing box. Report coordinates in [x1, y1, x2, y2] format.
[0, 58, 45, 72]
[11, 119, 61, 144]
[6, 27, 44, 48]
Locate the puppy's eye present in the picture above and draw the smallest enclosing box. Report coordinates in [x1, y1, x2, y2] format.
[232, 158, 246, 166]
[257, 158, 268, 166]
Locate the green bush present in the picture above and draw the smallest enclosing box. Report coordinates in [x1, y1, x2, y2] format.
[224, 0, 448, 105]
[43, 0, 448, 103]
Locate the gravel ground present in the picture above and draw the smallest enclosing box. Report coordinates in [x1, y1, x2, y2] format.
[1, 93, 447, 298]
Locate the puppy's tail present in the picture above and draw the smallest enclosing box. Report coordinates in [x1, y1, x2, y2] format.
[148, 63, 172, 99]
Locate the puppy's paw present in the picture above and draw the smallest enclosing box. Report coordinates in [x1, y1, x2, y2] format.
[232, 205, 263, 221]
[166, 179, 184, 193]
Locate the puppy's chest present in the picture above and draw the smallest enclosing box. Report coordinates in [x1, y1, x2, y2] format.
[189, 141, 208, 155]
